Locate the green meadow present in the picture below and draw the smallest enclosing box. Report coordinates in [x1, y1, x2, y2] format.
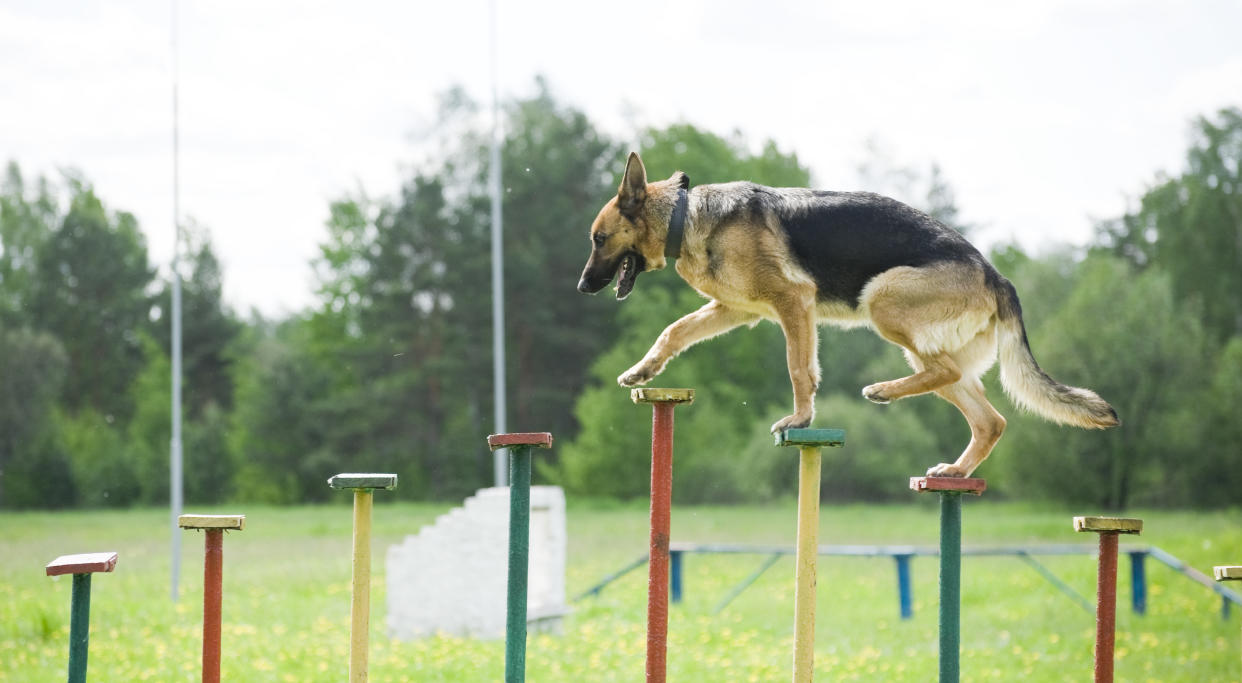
[2, 501, 1240, 681]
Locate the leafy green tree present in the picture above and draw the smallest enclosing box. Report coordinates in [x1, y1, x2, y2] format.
[0, 162, 58, 328]
[1096, 107, 1242, 340]
[0, 328, 69, 508]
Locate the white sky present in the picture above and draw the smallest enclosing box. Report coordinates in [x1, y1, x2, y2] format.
[3, 0, 1241, 316]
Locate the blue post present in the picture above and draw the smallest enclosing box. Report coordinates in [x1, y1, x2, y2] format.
[1129, 551, 1147, 615]
[670, 550, 683, 604]
[896, 554, 913, 620]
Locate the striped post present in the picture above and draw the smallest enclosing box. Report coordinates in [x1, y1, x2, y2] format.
[911, 476, 987, 683]
[329, 474, 399, 683]
[179, 514, 245, 683]
[488, 432, 554, 683]
[632, 388, 694, 683]
[1075, 516, 1142, 683]
[46, 552, 118, 683]
[1214, 566, 1242, 677]
[777, 428, 846, 682]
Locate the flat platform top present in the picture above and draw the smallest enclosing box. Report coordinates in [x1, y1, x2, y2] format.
[45, 552, 118, 576]
[774, 428, 846, 448]
[328, 473, 398, 490]
[178, 514, 246, 530]
[487, 432, 554, 450]
[630, 388, 694, 404]
[1215, 566, 1242, 581]
[910, 477, 987, 495]
[1074, 516, 1142, 534]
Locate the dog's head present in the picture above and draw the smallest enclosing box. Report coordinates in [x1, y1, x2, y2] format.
[577, 152, 686, 300]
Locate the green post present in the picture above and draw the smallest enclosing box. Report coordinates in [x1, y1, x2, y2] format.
[68, 574, 91, 683]
[488, 432, 554, 683]
[45, 552, 118, 683]
[911, 476, 986, 683]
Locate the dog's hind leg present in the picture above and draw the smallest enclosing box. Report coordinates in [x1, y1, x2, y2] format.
[924, 377, 1006, 478]
[618, 300, 758, 387]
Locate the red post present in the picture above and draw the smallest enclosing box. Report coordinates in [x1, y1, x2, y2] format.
[203, 529, 224, 683]
[1094, 532, 1118, 683]
[647, 402, 674, 683]
[631, 388, 693, 683]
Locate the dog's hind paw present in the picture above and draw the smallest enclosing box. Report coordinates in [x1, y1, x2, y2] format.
[925, 462, 967, 478]
[770, 413, 812, 434]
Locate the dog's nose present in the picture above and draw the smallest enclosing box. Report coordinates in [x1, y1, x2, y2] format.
[577, 278, 591, 293]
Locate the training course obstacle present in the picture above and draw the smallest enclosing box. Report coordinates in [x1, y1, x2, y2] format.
[179, 514, 245, 683]
[487, 431, 554, 683]
[776, 428, 846, 683]
[329, 473, 398, 683]
[631, 388, 693, 683]
[45, 552, 118, 683]
[1075, 515, 1142, 683]
[910, 476, 986, 683]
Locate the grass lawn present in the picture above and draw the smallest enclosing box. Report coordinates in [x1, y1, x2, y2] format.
[2, 498, 1240, 681]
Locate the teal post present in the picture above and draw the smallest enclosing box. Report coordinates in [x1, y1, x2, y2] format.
[939, 492, 962, 682]
[45, 552, 118, 683]
[68, 574, 91, 683]
[911, 476, 986, 683]
[488, 432, 554, 683]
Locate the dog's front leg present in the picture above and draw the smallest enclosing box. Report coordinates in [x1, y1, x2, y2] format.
[618, 300, 758, 387]
[770, 293, 820, 433]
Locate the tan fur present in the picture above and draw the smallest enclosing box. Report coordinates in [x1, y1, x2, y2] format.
[579, 152, 1117, 477]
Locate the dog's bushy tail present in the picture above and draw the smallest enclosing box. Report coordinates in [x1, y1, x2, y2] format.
[991, 275, 1119, 429]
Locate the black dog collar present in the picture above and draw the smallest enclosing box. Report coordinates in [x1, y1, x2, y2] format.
[665, 188, 689, 260]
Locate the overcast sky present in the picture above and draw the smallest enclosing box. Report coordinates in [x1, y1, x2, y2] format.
[3, 0, 1241, 316]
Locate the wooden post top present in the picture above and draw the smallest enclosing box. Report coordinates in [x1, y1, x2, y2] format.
[178, 514, 246, 531]
[487, 432, 554, 450]
[1215, 566, 1242, 581]
[1073, 516, 1142, 534]
[775, 428, 846, 448]
[910, 477, 987, 495]
[45, 552, 118, 577]
[631, 388, 694, 405]
[328, 473, 398, 490]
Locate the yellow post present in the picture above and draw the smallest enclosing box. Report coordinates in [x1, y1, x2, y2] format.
[350, 488, 372, 683]
[793, 445, 821, 682]
[328, 473, 397, 683]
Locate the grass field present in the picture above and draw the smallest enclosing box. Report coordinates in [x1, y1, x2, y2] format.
[2, 498, 1240, 681]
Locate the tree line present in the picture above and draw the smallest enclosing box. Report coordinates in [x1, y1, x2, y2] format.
[2, 83, 1239, 509]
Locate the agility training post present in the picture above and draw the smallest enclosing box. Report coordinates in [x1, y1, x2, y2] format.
[329, 473, 398, 683]
[487, 431, 554, 683]
[632, 388, 694, 683]
[911, 476, 986, 683]
[1214, 565, 1242, 675]
[179, 514, 245, 683]
[776, 427, 846, 683]
[45, 552, 118, 683]
[1075, 515, 1142, 683]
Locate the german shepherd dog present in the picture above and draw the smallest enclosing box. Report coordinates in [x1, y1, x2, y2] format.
[577, 152, 1119, 477]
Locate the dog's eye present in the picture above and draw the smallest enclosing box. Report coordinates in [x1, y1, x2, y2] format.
[593, 233, 607, 247]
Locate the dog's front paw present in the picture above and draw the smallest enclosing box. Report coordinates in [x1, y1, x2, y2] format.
[618, 365, 654, 388]
[770, 412, 813, 434]
[925, 462, 968, 478]
[862, 383, 892, 405]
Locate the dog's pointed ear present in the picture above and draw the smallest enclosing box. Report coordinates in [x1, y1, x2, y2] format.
[618, 152, 647, 216]
[669, 171, 689, 191]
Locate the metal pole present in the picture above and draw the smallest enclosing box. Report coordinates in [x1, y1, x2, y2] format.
[938, 493, 963, 683]
[1073, 516, 1142, 683]
[67, 574, 92, 683]
[169, 0, 184, 603]
[350, 490, 373, 683]
[646, 402, 675, 683]
[488, 0, 507, 488]
[505, 445, 532, 682]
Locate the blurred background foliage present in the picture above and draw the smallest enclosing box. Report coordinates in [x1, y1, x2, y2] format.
[2, 81, 1240, 509]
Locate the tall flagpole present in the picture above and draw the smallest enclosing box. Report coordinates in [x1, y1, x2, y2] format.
[489, 0, 508, 487]
[169, 0, 185, 601]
